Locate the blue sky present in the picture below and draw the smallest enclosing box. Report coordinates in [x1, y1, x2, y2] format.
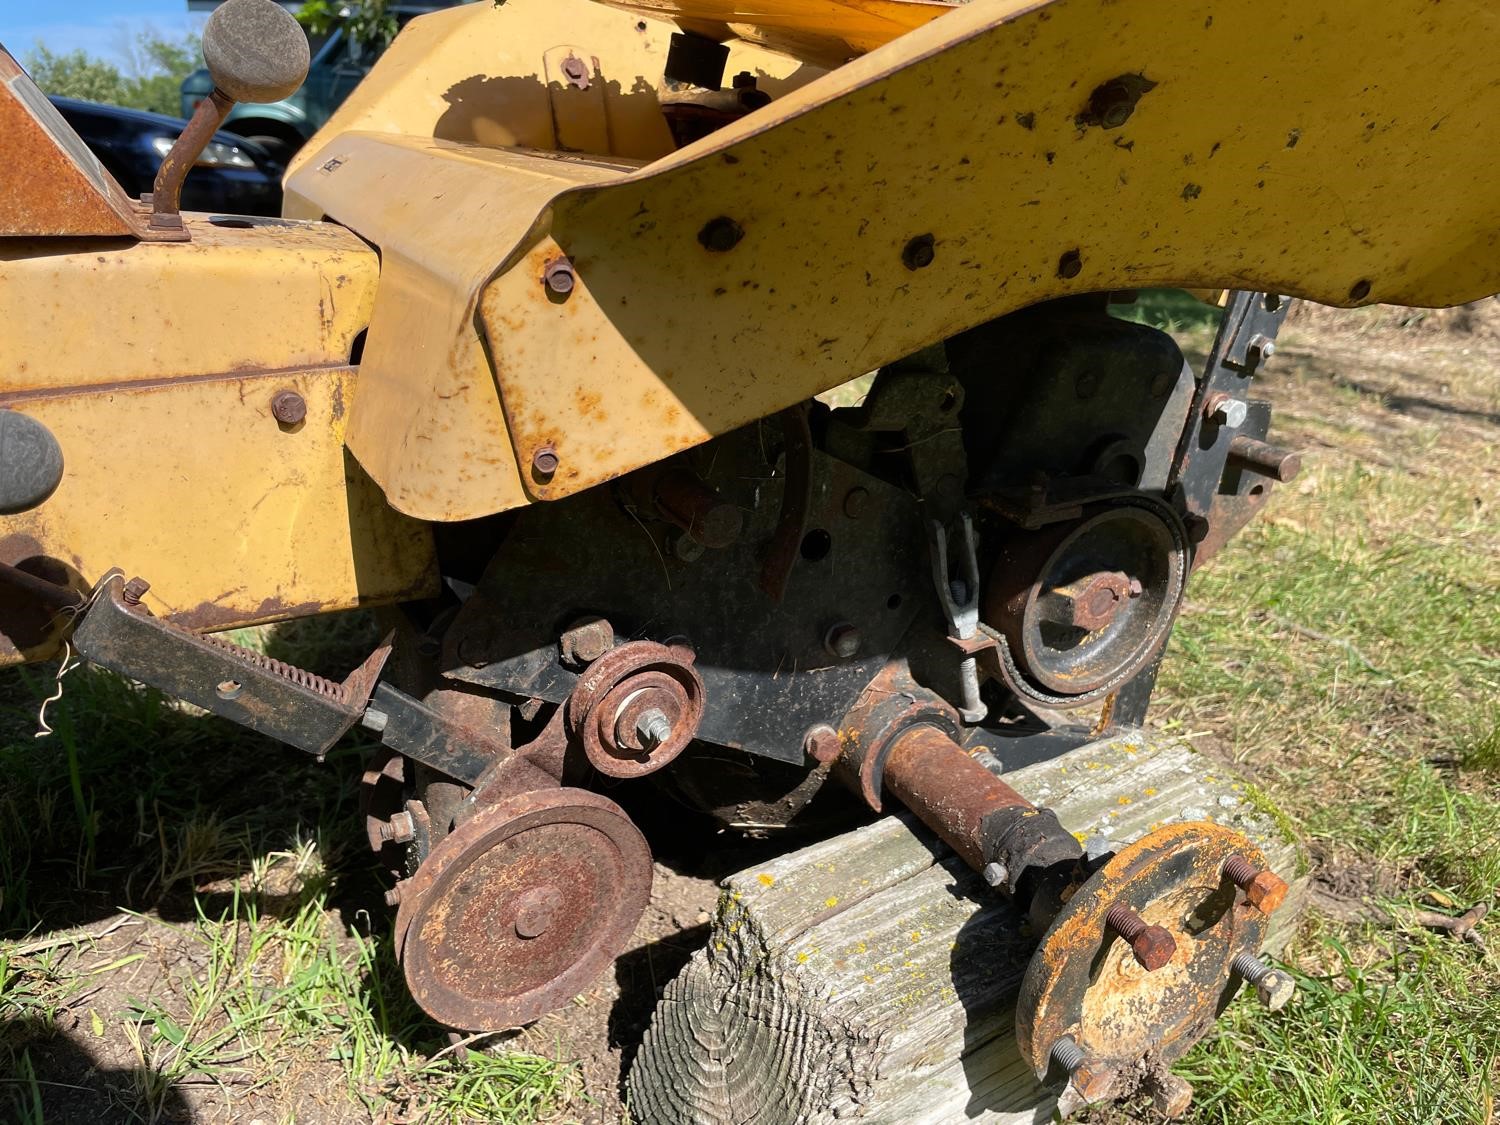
[2, 1, 204, 66]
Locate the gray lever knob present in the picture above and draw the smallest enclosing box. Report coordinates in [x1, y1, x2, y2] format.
[202, 0, 311, 104]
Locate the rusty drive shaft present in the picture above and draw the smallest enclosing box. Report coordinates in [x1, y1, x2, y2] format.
[882, 723, 1034, 870]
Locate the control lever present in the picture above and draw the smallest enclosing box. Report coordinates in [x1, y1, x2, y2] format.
[148, 0, 309, 234]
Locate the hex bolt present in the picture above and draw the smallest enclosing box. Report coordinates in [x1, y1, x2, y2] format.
[1232, 951, 1297, 1011]
[698, 216, 744, 252]
[1057, 248, 1083, 279]
[121, 577, 151, 606]
[379, 810, 415, 844]
[803, 724, 841, 765]
[271, 389, 307, 425]
[542, 256, 575, 297]
[824, 622, 861, 660]
[532, 445, 560, 478]
[361, 708, 390, 734]
[982, 861, 1009, 889]
[384, 882, 405, 907]
[559, 615, 615, 666]
[1105, 902, 1177, 971]
[902, 233, 936, 271]
[1223, 855, 1290, 914]
[1147, 1071, 1195, 1119]
[559, 55, 590, 89]
[635, 708, 673, 749]
[1246, 333, 1277, 363]
[513, 886, 562, 940]
[1204, 391, 1248, 429]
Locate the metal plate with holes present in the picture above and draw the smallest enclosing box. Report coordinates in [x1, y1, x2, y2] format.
[446, 426, 926, 763]
[1016, 822, 1271, 1081]
[394, 786, 652, 1030]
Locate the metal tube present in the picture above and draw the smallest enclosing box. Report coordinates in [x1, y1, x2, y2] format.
[0, 561, 84, 612]
[1228, 435, 1302, 482]
[882, 723, 1033, 870]
[149, 88, 235, 230]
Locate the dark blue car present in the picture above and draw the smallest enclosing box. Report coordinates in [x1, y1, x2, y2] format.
[49, 95, 282, 217]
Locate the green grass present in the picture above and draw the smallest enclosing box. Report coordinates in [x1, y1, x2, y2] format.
[0, 616, 574, 1123]
[1133, 299, 1500, 1124]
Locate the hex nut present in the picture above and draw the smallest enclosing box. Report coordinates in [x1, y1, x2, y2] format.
[1068, 1058, 1119, 1105]
[1205, 392, 1248, 429]
[824, 623, 860, 660]
[803, 725, 841, 765]
[559, 615, 615, 666]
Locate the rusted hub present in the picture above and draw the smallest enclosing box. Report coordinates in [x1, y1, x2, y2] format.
[985, 499, 1187, 697]
[1045, 570, 1137, 632]
[394, 786, 652, 1030]
[567, 641, 704, 778]
[1016, 822, 1279, 1107]
[512, 884, 564, 939]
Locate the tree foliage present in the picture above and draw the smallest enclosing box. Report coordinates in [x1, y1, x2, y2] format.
[24, 32, 203, 117]
[296, 0, 397, 50]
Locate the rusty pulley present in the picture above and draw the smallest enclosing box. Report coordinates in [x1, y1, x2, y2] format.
[394, 786, 652, 1031]
[567, 640, 705, 778]
[984, 498, 1187, 702]
[1015, 821, 1289, 1118]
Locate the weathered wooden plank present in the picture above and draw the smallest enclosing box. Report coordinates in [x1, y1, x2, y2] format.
[628, 731, 1305, 1124]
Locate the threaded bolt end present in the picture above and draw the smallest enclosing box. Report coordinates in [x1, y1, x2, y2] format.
[1231, 950, 1269, 982]
[1050, 1036, 1086, 1074]
[1223, 855, 1258, 886]
[1106, 902, 1146, 939]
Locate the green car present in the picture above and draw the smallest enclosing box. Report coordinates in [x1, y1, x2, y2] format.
[180, 2, 470, 164]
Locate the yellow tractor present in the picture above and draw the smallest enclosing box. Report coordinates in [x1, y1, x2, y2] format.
[1, 0, 1494, 1116]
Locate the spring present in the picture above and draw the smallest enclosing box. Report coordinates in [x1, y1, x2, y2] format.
[176, 623, 347, 701]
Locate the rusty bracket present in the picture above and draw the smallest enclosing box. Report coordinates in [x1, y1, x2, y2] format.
[361, 681, 508, 785]
[1170, 291, 1291, 521]
[73, 571, 388, 756]
[927, 512, 986, 723]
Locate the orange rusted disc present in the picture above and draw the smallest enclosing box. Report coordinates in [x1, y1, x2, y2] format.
[395, 786, 652, 1031]
[1015, 822, 1272, 1083]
